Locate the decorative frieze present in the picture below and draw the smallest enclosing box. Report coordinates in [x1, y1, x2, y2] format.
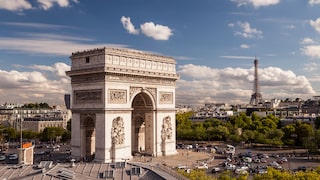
[145, 88, 156, 100]
[159, 92, 173, 104]
[108, 89, 127, 104]
[74, 89, 102, 104]
[130, 87, 142, 99]
[71, 73, 105, 84]
[111, 116, 125, 145]
[107, 73, 175, 86]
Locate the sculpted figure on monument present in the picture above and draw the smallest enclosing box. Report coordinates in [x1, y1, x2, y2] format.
[161, 116, 173, 141]
[111, 116, 125, 145]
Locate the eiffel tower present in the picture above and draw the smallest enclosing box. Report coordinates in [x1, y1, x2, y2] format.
[249, 57, 263, 105]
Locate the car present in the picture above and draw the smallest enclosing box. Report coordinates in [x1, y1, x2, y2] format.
[8, 154, 18, 160]
[211, 167, 222, 173]
[296, 166, 307, 172]
[0, 155, 5, 161]
[269, 161, 282, 169]
[260, 158, 267, 163]
[281, 157, 288, 162]
[197, 145, 207, 151]
[258, 168, 268, 174]
[34, 151, 45, 155]
[235, 167, 248, 175]
[177, 164, 187, 169]
[196, 162, 208, 169]
[225, 163, 236, 170]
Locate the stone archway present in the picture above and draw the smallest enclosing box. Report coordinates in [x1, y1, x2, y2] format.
[81, 115, 96, 161]
[67, 47, 179, 163]
[131, 92, 154, 156]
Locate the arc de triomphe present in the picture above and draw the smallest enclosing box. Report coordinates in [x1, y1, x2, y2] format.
[66, 47, 179, 163]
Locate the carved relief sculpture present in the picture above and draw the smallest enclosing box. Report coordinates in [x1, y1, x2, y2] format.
[75, 89, 102, 104]
[111, 116, 125, 145]
[161, 116, 173, 141]
[159, 92, 173, 104]
[108, 89, 127, 104]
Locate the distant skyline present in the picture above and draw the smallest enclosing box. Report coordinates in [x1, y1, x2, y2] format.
[1, 0, 320, 106]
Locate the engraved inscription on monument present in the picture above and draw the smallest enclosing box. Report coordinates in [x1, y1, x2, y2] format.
[74, 89, 102, 104]
[108, 89, 127, 104]
[159, 92, 173, 104]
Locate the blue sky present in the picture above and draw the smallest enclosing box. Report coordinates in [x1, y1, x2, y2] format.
[1, 0, 320, 106]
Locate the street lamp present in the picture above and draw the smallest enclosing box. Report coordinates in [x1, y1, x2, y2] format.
[19, 108, 24, 165]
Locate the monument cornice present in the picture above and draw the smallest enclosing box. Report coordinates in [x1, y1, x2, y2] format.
[72, 108, 134, 113]
[71, 47, 176, 64]
[66, 66, 179, 80]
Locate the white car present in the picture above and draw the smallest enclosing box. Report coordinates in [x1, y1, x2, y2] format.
[211, 167, 222, 173]
[281, 157, 288, 162]
[225, 163, 236, 170]
[196, 163, 208, 169]
[269, 161, 282, 169]
[177, 164, 187, 169]
[235, 167, 248, 175]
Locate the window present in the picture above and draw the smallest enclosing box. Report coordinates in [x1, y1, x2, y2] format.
[85, 57, 90, 63]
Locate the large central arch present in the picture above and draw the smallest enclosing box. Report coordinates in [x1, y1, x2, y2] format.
[67, 47, 179, 163]
[131, 92, 154, 156]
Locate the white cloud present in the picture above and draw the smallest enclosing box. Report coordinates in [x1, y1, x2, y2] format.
[235, 21, 263, 39]
[284, 25, 295, 29]
[231, 0, 280, 8]
[0, 0, 78, 11]
[240, 44, 250, 48]
[310, 18, 320, 33]
[140, 22, 173, 40]
[304, 62, 319, 72]
[30, 62, 70, 77]
[300, 37, 315, 45]
[309, 0, 320, 6]
[0, 33, 127, 56]
[0, 63, 71, 105]
[37, 0, 78, 10]
[301, 45, 320, 58]
[0, 0, 32, 11]
[220, 55, 254, 60]
[228, 23, 235, 28]
[120, 16, 173, 40]
[176, 64, 315, 106]
[120, 16, 139, 35]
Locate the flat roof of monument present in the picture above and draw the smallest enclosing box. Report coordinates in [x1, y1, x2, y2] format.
[71, 47, 176, 64]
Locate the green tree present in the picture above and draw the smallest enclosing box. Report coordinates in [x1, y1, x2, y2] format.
[265, 129, 284, 146]
[282, 124, 296, 146]
[295, 121, 314, 146]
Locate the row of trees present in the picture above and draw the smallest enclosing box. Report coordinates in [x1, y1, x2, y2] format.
[178, 167, 320, 180]
[177, 112, 320, 152]
[0, 120, 71, 144]
[21, 103, 52, 109]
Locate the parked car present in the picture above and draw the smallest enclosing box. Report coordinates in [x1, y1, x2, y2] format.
[269, 161, 282, 169]
[196, 162, 208, 169]
[225, 163, 236, 170]
[260, 158, 267, 163]
[211, 167, 222, 173]
[177, 164, 187, 169]
[8, 154, 18, 160]
[235, 167, 249, 175]
[0, 155, 5, 161]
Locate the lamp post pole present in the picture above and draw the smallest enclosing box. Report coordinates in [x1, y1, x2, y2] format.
[20, 108, 23, 165]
